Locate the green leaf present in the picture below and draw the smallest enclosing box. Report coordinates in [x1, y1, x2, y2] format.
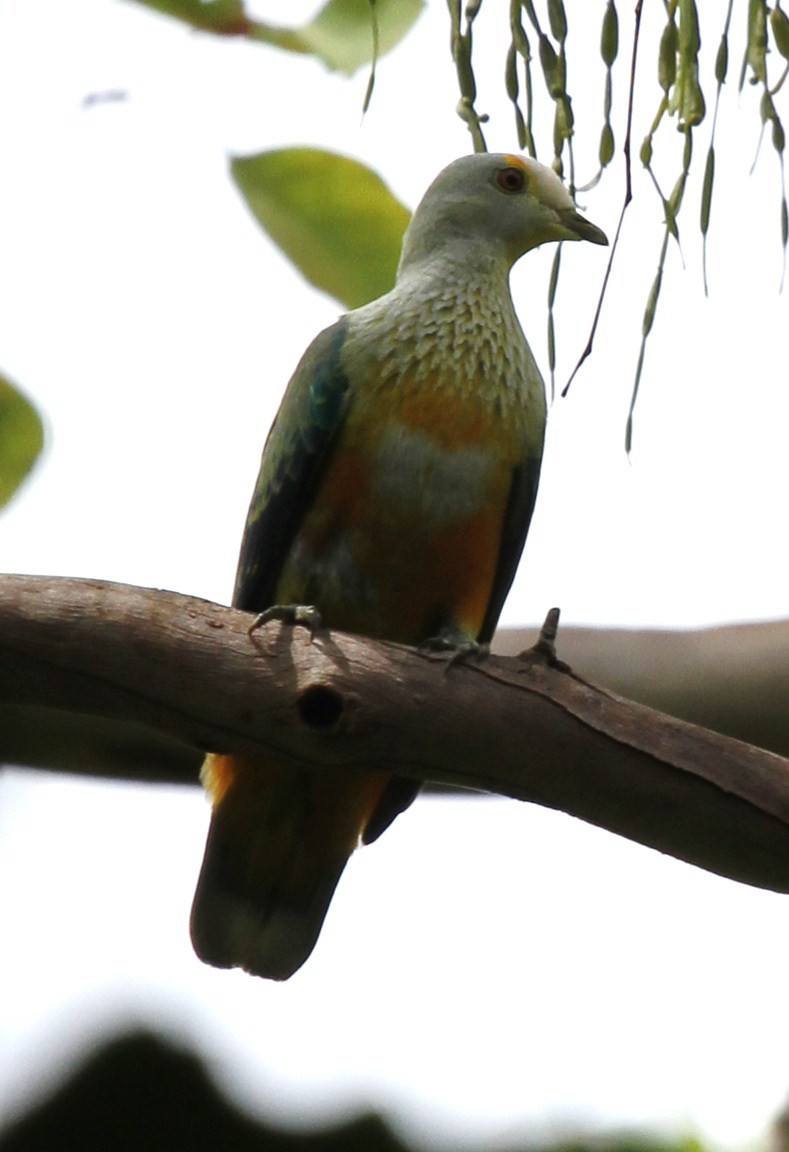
[251, 0, 425, 75]
[0, 374, 43, 509]
[124, 0, 252, 35]
[231, 148, 411, 309]
[125, 0, 424, 73]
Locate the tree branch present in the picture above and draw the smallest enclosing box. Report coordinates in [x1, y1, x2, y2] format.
[2, 573, 789, 895]
[497, 618, 789, 757]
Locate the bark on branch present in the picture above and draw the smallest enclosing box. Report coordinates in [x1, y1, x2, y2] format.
[2, 573, 789, 895]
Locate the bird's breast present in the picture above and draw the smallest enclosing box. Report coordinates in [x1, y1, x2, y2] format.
[278, 387, 528, 644]
[276, 282, 546, 643]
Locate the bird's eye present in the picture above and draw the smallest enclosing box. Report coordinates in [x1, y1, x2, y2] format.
[495, 166, 527, 193]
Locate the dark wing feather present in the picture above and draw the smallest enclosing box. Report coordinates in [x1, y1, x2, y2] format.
[477, 455, 543, 645]
[233, 318, 350, 612]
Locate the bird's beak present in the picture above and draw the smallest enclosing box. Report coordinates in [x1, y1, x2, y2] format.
[557, 207, 608, 246]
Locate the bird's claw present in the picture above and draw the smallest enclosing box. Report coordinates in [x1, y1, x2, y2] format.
[247, 604, 323, 642]
[418, 632, 489, 671]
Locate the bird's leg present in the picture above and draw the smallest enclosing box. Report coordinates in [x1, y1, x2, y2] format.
[247, 604, 323, 640]
[418, 624, 489, 669]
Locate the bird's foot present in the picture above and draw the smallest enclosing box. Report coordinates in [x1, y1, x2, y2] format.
[419, 628, 489, 670]
[247, 603, 323, 642]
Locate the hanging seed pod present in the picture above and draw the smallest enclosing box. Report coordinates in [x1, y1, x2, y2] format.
[592, 3, 618, 176]
[770, 2, 789, 59]
[508, 0, 536, 158]
[547, 246, 562, 399]
[680, 73, 706, 130]
[599, 122, 615, 166]
[674, 0, 705, 129]
[505, 43, 528, 151]
[700, 146, 715, 236]
[505, 43, 518, 102]
[658, 19, 679, 95]
[547, 0, 567, 44]
[741, 0, 768, 87]
[702, 5, 734, 296]
[642, 267, 663, 339]
[539, 35, 564, 99]
[554, 94, 573, 146]
[715, 29, 729, 83]
[601, 1, 618, 68]
[679, 0, 701, 55]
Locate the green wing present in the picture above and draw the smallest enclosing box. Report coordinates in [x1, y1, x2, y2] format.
[232, 313, 420, 840]
[477, 454, 543, 645]
[233, 317, 351, 612]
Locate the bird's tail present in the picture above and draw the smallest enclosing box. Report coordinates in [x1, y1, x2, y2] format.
[189, 752, 392, 980]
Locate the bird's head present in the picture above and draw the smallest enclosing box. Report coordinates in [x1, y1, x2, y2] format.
[398, 152, 607, 275]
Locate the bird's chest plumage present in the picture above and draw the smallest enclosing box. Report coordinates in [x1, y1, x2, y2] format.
[276, 276, 545, 644]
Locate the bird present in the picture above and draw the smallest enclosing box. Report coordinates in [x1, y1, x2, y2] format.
[189, 152, 607, 980]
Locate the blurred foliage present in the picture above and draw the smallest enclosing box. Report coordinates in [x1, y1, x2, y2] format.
[123, 0, 424, 74]
[0, 1029, 726, 1152]
[121, 0, 252, 36]
[231, 148, 410, 309]
[0, 373, 43, 509]
[0, 0, 423, 510]
[248, 0, 424, 78]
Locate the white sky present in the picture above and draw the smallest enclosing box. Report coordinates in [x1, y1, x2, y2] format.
[1, 1, 789, 1148]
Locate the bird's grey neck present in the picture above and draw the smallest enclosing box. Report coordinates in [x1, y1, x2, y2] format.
[397, 232, 512, 290]
[391, 246, 511, 313]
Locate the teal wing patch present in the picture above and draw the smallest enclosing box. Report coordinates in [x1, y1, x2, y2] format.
[233, 317, 350, 612]
[478, 455, 543, 645]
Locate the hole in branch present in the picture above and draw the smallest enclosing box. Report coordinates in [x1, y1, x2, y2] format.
[298, 684, 344, 730]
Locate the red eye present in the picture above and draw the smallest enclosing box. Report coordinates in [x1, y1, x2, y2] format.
[496, 166, 527, 193]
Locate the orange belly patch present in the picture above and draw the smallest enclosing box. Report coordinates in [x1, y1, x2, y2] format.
[280, 450, 507, 644]
[277, 375, 520, 645]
